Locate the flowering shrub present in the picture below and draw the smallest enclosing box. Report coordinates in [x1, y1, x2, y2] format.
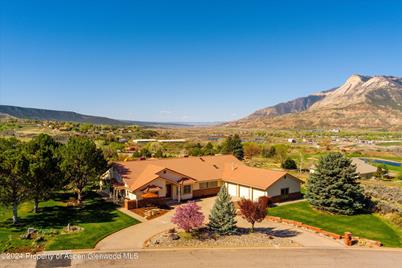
[171, 202, 205, 232]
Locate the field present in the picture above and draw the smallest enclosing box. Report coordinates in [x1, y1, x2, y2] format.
[269, 201, 402, 248]
[0, 192, 139, 252]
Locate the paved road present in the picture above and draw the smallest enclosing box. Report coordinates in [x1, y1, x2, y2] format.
[1, 248, 402, 268]
[96, 197, 343, 250]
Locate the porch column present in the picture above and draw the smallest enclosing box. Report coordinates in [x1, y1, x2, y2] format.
[178, 184, 181, 203]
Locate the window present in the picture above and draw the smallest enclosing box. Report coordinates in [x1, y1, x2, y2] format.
[281, 188, 289, 196]
[183, 185, 192, 194]
[208, 181, 218, 188]
[199, 182, 208, 189]
[199, 181, 218, 189]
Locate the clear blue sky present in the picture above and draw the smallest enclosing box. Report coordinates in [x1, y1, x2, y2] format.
[1, 0, 402, 122]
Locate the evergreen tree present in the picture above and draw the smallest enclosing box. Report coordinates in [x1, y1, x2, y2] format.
[305, 152, 367, 215]
[221, 134, 244, 160]
[208, 185, 237, 234]
[232, 134, 244, 160]
[202, 142, 215, 156]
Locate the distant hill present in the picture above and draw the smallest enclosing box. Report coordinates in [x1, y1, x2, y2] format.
[0, 105, 190, 127]
[225, 75, 402, 130]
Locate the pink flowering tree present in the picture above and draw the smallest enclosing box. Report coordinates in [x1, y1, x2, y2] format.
[171, 202, 205, 232]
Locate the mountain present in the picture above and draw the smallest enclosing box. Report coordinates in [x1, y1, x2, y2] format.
[0, 105, 190, 127]
[226, 75, 402, 130]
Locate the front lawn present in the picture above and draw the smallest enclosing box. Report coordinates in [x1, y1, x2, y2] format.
[0, 192, 139, 252]
[269, 201, 402, 247]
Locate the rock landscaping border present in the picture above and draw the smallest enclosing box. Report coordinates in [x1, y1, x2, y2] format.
[266, 216, 382, 248]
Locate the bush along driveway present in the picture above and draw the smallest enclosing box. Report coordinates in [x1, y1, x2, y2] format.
[0, 192, 139, 253]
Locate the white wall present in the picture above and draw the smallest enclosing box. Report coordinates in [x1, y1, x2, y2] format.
[239, 186, 250, 199]
[252, 188, 267, 201]
[267, 175, 301, 197]
[130, 177, 167, 200]
[226, 182, 238, 197]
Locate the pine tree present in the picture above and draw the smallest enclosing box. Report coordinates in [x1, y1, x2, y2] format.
[208, 185, 237, 234]
[305, 152, 367, 215]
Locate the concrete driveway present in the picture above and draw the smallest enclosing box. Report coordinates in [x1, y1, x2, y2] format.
[95, 197, 343, 250]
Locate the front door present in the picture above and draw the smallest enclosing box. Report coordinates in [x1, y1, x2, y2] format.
[166, 184, 172, 198]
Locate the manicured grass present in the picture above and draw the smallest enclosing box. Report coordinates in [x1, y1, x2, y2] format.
[269, 201, 402, 248]
[0, 192, 139, 252]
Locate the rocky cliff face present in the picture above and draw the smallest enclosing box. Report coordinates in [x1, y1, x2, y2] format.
[226, 75, 402, 130]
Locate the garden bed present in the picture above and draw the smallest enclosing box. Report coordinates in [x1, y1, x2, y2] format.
[145, 227, 300, 248]
[130, 206, 170, 220]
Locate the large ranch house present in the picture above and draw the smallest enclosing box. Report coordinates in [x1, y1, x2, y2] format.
[100, 155, 303, 208]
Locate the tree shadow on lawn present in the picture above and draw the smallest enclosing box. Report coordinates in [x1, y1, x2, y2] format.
[0, 192, 121, 231]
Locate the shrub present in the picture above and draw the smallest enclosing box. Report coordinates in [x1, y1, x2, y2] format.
[281, 158, 297, 169]
[305, 152, 367, 215]
[171, 202, 204, 233]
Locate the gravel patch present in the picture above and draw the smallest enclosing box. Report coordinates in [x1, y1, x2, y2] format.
[145, 227, 301, 248]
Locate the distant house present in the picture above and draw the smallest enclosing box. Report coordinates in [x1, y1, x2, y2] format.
[309, 157, 377, 179]
[133, 139, 157, 144]
[101, 155, 303, 207]
[157, 139, 186, 143]
[351, 158, 377, 179]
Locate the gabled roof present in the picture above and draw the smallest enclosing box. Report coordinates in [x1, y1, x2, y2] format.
[351, 158, 377, 175]
[222, 163, 287, 190]
[113, 155, 300, 192]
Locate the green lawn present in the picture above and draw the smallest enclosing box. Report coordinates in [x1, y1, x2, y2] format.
[0, 192, 139, 252]
[269, 201, 402, 248]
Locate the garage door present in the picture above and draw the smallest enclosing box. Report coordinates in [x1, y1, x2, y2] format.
[239, 186, 250, 199]
[252, 188, 266, 201]
[227, 183, 237, 197]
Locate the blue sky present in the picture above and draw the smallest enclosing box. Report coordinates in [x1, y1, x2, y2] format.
[1, 0, 402, 122]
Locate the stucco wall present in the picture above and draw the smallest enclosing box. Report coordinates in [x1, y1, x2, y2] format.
[127, 177, 167, 201]
[267, 175, 301, 197]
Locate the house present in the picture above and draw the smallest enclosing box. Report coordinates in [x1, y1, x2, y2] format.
[132, 139, 157, 144]
[100, 155, 303, 207]
[351, 158, 377, 179]
[309, 157, 377, 179]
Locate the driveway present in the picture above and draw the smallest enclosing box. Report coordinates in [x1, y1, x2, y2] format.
[95, 197, 343, 250]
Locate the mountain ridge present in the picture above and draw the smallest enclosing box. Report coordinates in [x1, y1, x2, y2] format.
[226, 74, 402, 130]
[0, 105, 190, 127]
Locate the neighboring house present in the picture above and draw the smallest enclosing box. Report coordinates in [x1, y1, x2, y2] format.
[100, 155, 303, 207]
[351, 158, 377, 179]
[309, 157, 377, 179]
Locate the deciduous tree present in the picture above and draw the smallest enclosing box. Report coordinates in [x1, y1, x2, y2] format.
[59, 137, 107, 204]
[171, 202, 204, 232]
[0, 138, 29, 224]
[238, 197, 268, 231]
[25, 134, 61, 213]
